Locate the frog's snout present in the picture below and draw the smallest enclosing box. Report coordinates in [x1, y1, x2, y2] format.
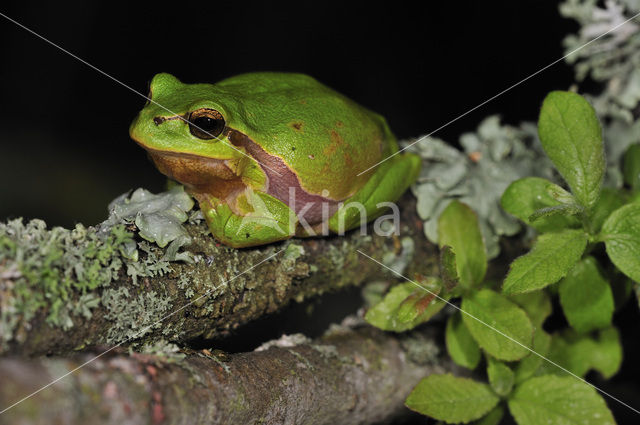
[129, 112, 143, 141]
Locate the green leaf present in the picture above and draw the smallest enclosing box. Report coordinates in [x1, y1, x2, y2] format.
[588, 328, 623, 379]
[406, 374, 500, 424]
[461, 289, 533, 361]
[364, 281, 446, 332]
[514, 328, 552, 384]
[501, 177, 580, 233]
[545, 183, 577, 204]
[487, 356, 515, 396]
[361, 281, 389, 308]
[503, 229, 588, 294]
[528, 204, 581, 223]
[446, 312, 481, 370]
[559, 256, 614, 333]
[396, 290, 439, 323]
[473, 406, 504, 425]
[602, 202, 640, 282]
[589, 188, 626, 234]
[509, 290, 552, 328]
[539, 328, 622, 379]
[438, 201, 487, 287]
[508, 375, 615, 425]
[440, 245, 460, 291]
[623, 143, 640, 190]
[538, 91, 605, 210]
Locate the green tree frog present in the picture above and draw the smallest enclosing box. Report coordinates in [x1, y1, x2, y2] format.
[130, 73, 421, 247]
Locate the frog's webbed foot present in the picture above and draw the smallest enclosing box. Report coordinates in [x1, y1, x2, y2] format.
[194, 188, 297, 248]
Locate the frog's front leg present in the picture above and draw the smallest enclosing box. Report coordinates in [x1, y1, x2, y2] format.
[195, 188, 298, 248]
[328, 153, 421, 233]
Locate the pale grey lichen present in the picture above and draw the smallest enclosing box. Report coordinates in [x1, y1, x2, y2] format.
[400, 332, 441, 365]
[283, 243, 305, 262]
[139, 339, 186, 361]
[102, 186, 194, 262]
[0, 186, 200, 349]
[125, 241, 171, 286]
[188, 209, 205, 225]
[382, 236, 415, 275]
[255, 333, 311, 351]
[406, 116, 555, 258]
[0, 219, 134, 347]
[561, 0, 640, 89]
[101, 286, 172, 344]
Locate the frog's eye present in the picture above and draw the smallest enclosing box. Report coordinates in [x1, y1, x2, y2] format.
[188, 108, 225, 140]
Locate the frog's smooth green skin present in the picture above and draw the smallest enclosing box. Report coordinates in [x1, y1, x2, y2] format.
[130, 72, 421, 247]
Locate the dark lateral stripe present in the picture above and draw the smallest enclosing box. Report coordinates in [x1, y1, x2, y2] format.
[228, 129, 340, 225]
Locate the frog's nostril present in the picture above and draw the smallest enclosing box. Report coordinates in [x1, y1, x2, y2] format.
[153, 117, 165, 126]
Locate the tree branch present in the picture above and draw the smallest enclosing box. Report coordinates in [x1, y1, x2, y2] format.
[1, 194, 439, 356]
[0, 321, 455, 425]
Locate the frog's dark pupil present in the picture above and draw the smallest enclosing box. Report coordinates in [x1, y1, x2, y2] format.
[195, 116, 216, 130]
[188, 109, 225, 140]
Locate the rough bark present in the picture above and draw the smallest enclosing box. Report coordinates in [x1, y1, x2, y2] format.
[1, 194, 440, 356]
[0, 321, 454, 425]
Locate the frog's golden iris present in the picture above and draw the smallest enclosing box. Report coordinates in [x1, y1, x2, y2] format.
[187, 108, 225, 140]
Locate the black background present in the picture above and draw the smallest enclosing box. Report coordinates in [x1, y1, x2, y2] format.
[1, 2, 638, 424]
[0, 1, 577, 226]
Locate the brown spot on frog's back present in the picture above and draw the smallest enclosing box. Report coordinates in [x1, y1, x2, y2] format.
[330, 130, 344, 144]
[335, 120, 344, 128]
[323, 130, 345, 156]
[344, 152, 353, 167]
[288, 121, 304, 132]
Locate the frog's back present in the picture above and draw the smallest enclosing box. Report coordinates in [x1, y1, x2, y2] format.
[212, 72, 396, 200]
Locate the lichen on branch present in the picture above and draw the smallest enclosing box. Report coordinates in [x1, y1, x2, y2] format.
[0, 189, 436, 356]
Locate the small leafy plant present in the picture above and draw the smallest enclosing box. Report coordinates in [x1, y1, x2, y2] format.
[365, 91, 640, 424]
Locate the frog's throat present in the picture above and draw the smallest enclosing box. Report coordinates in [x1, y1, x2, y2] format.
[146, 149, 246, 202]
[227, 129, 340, 225]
